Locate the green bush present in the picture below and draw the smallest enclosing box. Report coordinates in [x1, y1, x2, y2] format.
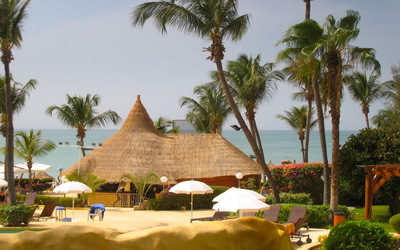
[322, 220, 397, 249]
[339, 128, 400, 214]
[148, 186, 227, 210]
[58, 197, 83, 207]
[389, 213, 400, 233]
[265, 192, 312, 204]
[0, 204, 36, 226]
[275, 204, 352, 228]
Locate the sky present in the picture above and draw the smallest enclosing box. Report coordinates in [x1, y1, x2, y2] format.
[8, 0, 400, 131]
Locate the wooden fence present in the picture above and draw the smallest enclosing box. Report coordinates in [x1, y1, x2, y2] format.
[87, 192, 140, 207]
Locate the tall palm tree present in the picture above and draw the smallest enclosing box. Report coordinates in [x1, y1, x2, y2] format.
[0, 76, 37, 137]
[224, 54, 283, 158]
[373, 63, 400, 128]
[306, 10, 380, 211]
[0, 0, 31, 205]
[45, 94, 121, 156]
[277, 19, 331, 204]
[180, 83, 230, 134]
[276, 106, 317, 162]
[132, 0, 281, 202]
[303, 0, 312, 20]
[344, 71, 382, 128]
[14, 130, 56, 187]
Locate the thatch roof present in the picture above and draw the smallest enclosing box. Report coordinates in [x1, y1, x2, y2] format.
[63, 95, 262, 183]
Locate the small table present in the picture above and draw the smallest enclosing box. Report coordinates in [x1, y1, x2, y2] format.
[56, 206, 66, 222]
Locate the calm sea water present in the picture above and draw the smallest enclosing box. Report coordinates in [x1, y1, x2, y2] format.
[0, 129, 358, 178]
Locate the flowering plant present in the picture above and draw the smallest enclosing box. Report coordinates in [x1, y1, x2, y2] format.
[272, 162, 329, 204]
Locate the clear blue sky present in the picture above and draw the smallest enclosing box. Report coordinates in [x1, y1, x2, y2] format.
[9, 0, 400, 131]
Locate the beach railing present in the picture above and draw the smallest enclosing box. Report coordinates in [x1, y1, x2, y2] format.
[88, 192, 140, 207]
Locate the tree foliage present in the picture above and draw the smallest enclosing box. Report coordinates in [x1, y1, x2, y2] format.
[339, 128, 400, 214]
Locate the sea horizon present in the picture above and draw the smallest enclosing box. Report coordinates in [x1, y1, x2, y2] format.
[0, 128, 359, 178]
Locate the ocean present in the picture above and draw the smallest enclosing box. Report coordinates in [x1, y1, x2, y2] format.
[0, 129, 358, 178]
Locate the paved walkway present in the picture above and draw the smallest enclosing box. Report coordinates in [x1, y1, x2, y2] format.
[26, 207, 329, 249]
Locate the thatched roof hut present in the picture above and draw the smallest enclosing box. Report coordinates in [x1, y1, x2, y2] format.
[63, 95, 262, 186]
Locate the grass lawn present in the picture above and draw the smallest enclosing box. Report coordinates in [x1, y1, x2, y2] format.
[352, 205, 395, 233]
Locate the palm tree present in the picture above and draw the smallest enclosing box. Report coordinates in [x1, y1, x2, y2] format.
[154, 117, 180, 134]
[276, 106, 317, 162]
[344, 71, 382, 128]
[131, 0, 281, 202]
[14, 130, 56, 187]
[306, 10, 380, 211]
[121, 172, 158, 208]
[373, 63, 400, 128]
[180, 83, 231, 134]
[0, 76, 37, 137]
[277, 19, 331, 204]
[224, 54, 283, 158]
[66, 169, 107, 206]
[45, 94, 121, 156]
[0, 0, 31, 205]
[303, 0, 312, 19]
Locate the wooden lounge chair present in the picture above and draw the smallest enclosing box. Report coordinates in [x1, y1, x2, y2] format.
[263, 205, 281, 223]
[282, 206, 311, 246]
[32, 204, 57, 221]
[20, 192, 37, 205]
[190, 211, 229, 222]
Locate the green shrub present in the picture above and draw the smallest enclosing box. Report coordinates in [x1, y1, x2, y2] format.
[0, 204, 36, 226]
[35, 195, 59, 205]
[148, 186, 227, 210]
[276, 204, 352, 228]
[265, 192, 312, 204]
[322, 220, 397, 250]
[389, 213, 400, 233]
[58, 197, 83, 207]
[339, 128, 400, 214]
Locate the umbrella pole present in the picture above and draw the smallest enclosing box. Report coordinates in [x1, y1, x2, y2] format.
[190, 193, 193, 222]
[72, 195, 75, 221]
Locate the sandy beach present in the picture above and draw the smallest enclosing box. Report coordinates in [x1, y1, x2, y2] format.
[21, 206, 329, 249]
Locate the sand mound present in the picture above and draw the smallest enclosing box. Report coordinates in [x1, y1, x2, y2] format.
[0, 217, 293, 250]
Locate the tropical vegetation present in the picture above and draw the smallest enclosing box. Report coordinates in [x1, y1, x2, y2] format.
[14, 130, 56, 187]
[132, 0, 281, 203]
[45, 94, 121, 156]
[276, 106, 317, 162]
[0, 0, 31, 205]
[180, 83, 230, 134]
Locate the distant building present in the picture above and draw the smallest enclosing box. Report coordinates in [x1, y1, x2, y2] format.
[172, 119, 196, 134]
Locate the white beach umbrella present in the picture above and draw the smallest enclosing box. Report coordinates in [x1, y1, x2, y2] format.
[169, 180, 213, 221]
[212, 187, 266, 203]
[0, 162, 28, 174]
[0, 178, 8, 187]
[212, 195, 270, 215]
[53, 181, 92, 220]
[15, 162, 52, 173]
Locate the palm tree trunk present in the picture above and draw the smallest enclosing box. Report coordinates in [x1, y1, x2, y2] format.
[3, 59, 17, 205]
[299, 132, 306, 162]
[215, 59, 280, 203]
[312, 75, 330, 205]
[305, 0, 311, 20]
[249, 116, 265, 159]
[304, 99, 312, 162]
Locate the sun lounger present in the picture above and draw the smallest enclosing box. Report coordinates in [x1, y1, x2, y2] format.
[282, 206, 311, 246]
[19, 192, 37, 205]
[32, 204, 57, 221]
[263, 205, 281, 223]
[190, 211, 229, 222]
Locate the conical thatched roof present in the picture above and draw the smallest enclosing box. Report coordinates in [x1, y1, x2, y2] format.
[63, 95, 262, 183]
